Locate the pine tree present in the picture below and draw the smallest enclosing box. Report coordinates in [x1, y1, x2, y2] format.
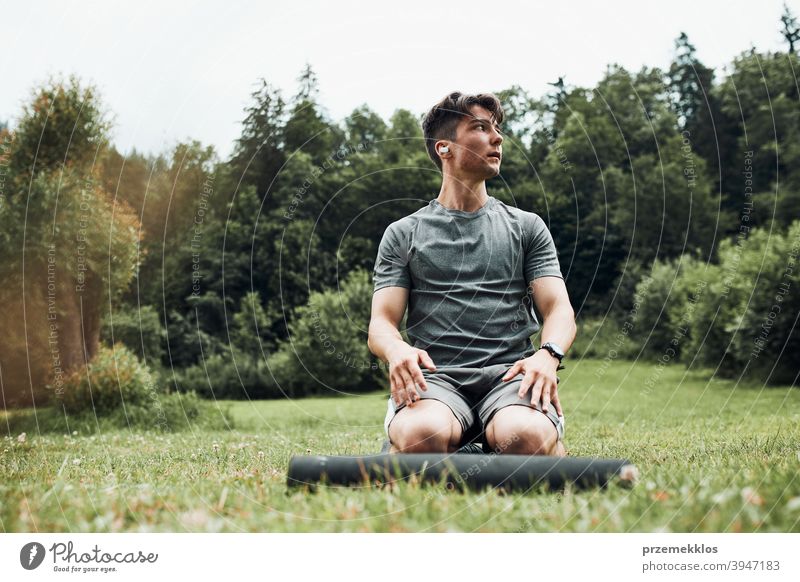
[781, 3, 800, 53]
[668, 32, 739, 212]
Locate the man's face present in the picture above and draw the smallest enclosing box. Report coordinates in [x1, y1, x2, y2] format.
[445, 105, 503, 179]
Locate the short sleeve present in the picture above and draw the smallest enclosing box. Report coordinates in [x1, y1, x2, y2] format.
[524, 214, 563, 284]
[373, 222, 412, 292]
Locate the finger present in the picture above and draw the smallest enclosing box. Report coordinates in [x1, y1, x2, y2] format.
[407, 383, 421, 406]
[391, 372, 410, 406]
[551, 390, 563, 418]
[503, 361, 522, 381]
[397, 368, 416, 405]
[411, 366, 429, 392]
[408, 359, 429, 392]
[419, 350, 437, 371]
[390, 374, 403, 406]
[529, 376, 545, 408]
[517, 370, 533, 398]
[541, 381, 552, 414]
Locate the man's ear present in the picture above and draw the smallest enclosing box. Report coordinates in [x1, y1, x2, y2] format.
[435, 140, 451, 158]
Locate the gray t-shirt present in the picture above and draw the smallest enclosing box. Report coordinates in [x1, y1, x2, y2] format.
[373, 195, 563, 368]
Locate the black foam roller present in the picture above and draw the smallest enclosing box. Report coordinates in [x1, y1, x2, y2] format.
[287, 453, 638, 492]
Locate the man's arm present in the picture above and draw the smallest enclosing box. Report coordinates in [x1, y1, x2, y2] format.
[368, 286, 437, 407]
[530, 275, 576, 353]
[367, 286, 409, 362]
[502, 275, 576, 416]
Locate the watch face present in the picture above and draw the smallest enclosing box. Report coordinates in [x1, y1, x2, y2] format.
[544, 343, 564, 359]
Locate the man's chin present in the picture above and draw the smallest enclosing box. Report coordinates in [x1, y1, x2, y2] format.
[462, 164, 501, 181]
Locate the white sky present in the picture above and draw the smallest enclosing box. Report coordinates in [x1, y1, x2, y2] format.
[2, 0, 797, 158]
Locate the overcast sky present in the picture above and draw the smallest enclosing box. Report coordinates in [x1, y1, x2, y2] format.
[2, 0, 796, 158]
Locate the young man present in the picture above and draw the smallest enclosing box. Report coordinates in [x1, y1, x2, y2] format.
[368, 92, 576, 456]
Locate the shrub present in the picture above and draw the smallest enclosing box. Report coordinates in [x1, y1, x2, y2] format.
[685, 222, 800, 383]
[576, 222, 800, 386]
[231, 291, 281, 356]
[58, 343, 159, 414]
[174, 350, 284, 400]
[630, 255, 706, 360]
[732, 221, 800, 383]
[606, 261, 650, 316]
[276, 268, 386, 396]
[100, 304, 166, 366]
[174, 269, 387, 400]
[571, 316, 642, 360]
[55, 343, 231, 431]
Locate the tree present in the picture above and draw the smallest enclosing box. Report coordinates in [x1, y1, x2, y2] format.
[0, 77, 140, 407]
[229, 79, 286, 210]
[295, 63, 320, 102]
[7, 75, 110, 176]
[668, 32, 740, 214]
[132, 141, 219, 315]
[781, 3, 800, 53]
[344, 104, 387, 146]
[282, 64, 345, 167]
[383, 108, 424, 164]
[99, 147, 165, 231]
[716, 49, 800, 231]
[283, 95, 344, 166]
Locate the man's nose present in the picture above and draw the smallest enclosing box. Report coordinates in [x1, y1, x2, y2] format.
[491, 128, 503, 145]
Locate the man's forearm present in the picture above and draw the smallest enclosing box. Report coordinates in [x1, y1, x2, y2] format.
[368, 319, 407, 363]
[539, 304, 577, 354]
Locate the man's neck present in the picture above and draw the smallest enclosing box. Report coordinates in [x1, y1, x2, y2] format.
[436, 174, 489, 212]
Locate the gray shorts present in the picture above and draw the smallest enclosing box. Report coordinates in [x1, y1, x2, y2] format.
[383, 362, 565, 449]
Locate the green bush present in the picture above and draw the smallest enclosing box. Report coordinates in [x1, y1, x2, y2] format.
[685, 222, 800, 382]
[575, 222, 800, 386]
[54, 343, 231, 431]
[174, 349, 285, 400]
[101, 304, 166, 366]
[629, 255, 707, 360]
[231, 291, 281, 356]
[175, 269, 387, 400]
[276, 268, 386, 395]
[574, 255, 708, 364]
[674, 256, 740, 371]
[176, 269, 387, 399]
[571, 316, 642, 360]
[58, 343, 159, 414]
[606, 261, 650, 316]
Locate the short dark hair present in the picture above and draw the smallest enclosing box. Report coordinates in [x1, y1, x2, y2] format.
[421, 92, 505, 171]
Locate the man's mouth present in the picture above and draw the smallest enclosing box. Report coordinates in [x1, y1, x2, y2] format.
[488, 152, 501, 160]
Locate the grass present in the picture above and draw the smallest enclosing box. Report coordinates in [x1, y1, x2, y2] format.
[1, 358, 799, 532]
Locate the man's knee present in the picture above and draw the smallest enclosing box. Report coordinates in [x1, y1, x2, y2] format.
[486, 406, 559, 455]
[388, 400, 462, 453]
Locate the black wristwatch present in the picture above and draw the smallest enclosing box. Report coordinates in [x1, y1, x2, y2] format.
[540, 342, 565, 363]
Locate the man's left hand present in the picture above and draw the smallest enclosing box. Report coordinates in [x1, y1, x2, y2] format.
[502, 350, 563, 417]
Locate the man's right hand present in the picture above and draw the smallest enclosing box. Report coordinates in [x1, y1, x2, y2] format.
[386, 343, 437, 408]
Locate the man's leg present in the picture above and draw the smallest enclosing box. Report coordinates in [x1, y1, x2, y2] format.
[383, 367, 476, 454]
[484, 405, 565, 456]
[388, 399, 463, 453]
[477, 363, 567, 456]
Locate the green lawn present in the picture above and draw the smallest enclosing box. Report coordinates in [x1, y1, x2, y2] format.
[2, 359, 799, 532]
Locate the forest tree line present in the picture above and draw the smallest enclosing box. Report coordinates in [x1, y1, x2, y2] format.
[2, 20, 799, 408]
